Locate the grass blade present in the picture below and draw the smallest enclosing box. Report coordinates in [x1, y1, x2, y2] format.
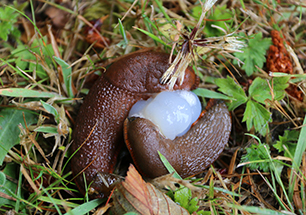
[158, 151, 182, 179]
[63, 198, 105, 215]
[53, 57, 74, 98]
[289, 116, 306, 199]
[134, 27, 171, 48]
[0, 88, 64, 98]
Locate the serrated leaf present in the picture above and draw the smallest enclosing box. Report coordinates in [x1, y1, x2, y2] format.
[242, 100, 271, 136]
[215, 76, 247, 110]
[249, 77, 269, 103]
[112, 165, 189, 214]
[0, 108, 37, 165]
[234, 32, 271, 76]
[188, 198, 200, 214]
[241, 142, 271, 172]
[174, 187, 199, 214]
[174, 187, 191, 209]
[249, 77, 290, 104]
[273, 130, 299, 158]
[0, 7, 20, 41]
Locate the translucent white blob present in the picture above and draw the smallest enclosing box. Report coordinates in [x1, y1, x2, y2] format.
[129, 90, 201, 140]
[176, 90, 202, 123]
[129, 98, 152, 117]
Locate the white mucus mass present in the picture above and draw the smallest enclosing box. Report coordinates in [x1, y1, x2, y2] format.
[128, 90, 201, 140]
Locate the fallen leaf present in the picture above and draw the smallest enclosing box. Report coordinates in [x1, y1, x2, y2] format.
[111, 165, 189, 215]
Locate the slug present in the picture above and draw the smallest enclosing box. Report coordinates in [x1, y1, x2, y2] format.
[72, 51, 231, 198]
[124, 99, 231, 178]
[71, 51, 198, 197]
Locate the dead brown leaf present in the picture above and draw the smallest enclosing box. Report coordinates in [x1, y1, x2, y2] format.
[45, 4, 71, 29]
[111, 164, 189, 215]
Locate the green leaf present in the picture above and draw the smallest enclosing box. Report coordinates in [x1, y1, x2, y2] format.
[174, 187, 199, 214]
[40, 100, 60, 124]
[215, 76, 248, 110]
[38, 196, 78, 208]
[0, 88, 64, 98]
[192, 88, 232, 100]
[187, 197, 200, 214]
[289, 115, 306, 199]
[273, 130, 299, 158]
[35, 126, 58, 134]
[249, 77, 290, 104]
[11, 36, 60, 79]
[242, 100, 271, 136]
[241, 142, 271, 172]
[0, 108, 37, 165]
[158, 151, 181, 179]
[153, 0, 175, 28]
[0, 163, 20, 208]
[201, 5, 233, 37]
[271, 76, 291, 99]
[197, 211, 210, 215]
[10, 45, 34, 70]
[234, 32, 271, 76]
[0, 7, 20, 41]
[0, 172, 5, 185]
[174, 187, 191, 209]
[118, 18, 128, 48]
[53, 57, 74, 98]
[134, 27, 171, 48]
[63, 198, 105, 215]
[229, 204, 291, 215]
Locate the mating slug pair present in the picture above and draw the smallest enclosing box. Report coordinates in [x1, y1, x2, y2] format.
[71, 51, 231, 198]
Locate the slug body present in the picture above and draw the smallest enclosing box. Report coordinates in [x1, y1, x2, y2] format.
[124, 101, 231, 178]
[71, 51, 198, 196]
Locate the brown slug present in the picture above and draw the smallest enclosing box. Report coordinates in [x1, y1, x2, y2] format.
[71, 51, 199, 197]
[124, 100, 231, 179]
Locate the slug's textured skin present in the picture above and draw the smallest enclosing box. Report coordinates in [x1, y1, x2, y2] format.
[124, 101, 231, 178]
[71, 51, 198, 195]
